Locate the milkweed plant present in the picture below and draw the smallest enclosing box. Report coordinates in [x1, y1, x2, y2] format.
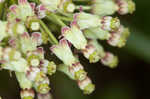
[0, 0, 135, 99]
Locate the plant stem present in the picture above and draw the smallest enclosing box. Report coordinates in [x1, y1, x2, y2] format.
[0, 2, 4, 19]
[57, 15, 73, 22]
[39, 20, 59, 45]
[46, 13, 67, 27]
[73, 0, 90, 2]
[57, 9, 73, 17]
[76, 5, 92, 11]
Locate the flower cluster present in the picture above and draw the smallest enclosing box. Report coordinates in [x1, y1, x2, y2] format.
[0, 0, 135, 98]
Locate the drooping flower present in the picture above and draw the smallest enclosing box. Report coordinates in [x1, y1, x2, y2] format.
[50, 39, 76, 66]
[101, 52, 118, 68]
[74, 12, 120, 32]
[84, 27, 111, 40]
[74, 12, 101, 30]
[116, 0, 136, 15]
[62, 21, 87, 50]
[108, 25, 130, 48]
[39, 0, 61, 12]
[78, 77, 95, 95]
[20, 89, 35, 99]
[92, 0, 119, 16]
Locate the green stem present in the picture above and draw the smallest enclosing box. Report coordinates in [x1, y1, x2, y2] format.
[39, 20, 59, 45]
[0, 1, 4, 19]
[46, 13, 67, 27]
[73, 0, 90, 2]
[57, 15, 73, 22]
[76, 5, 92, 11]
[57, 10, 73, 17]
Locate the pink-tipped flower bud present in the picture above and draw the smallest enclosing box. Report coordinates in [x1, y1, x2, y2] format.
[50, 39, 76, 66]
[101, 16, 120, 32]
[78, 77, 95, 95]
[20, 89, 35, 99]
[101, 52, 118, 68]
[69, 62, 87, 81]
[108, 25, 130, 48]
[116, 0, 136, 15]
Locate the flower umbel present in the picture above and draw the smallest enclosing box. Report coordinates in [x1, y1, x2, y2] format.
[0, 0, 135, 98]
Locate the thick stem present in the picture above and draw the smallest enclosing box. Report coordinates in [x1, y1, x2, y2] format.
[76, 5, 92, 11]
[56, 15, 73, 22]
[0, 1, 4, 19]
[46, 13, 67, 27]
[39, 20, 59, 45]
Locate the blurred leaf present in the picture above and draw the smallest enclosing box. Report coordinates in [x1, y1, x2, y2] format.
[125, 27, 150, 63]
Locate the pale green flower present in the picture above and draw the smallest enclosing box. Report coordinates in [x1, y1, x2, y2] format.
[74, 12, 101, 30]
[84, 27, 111, 40]
[2, 58, 28, 72]
[50, 39, 76, 66]
[39, 0, 61, 12]
[92, 0, 118, 16]
[0, 21, 8, 41]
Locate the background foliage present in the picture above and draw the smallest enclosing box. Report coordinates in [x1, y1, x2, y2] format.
[0, 0, 150, 99]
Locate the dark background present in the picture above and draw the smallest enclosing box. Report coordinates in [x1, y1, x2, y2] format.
[0, 0, 150, 99]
